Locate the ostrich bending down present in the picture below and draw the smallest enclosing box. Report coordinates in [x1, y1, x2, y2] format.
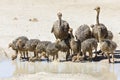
[9, 36, 29, 60]
[75, 24, 92, 43]
[106, 30, 113, 40]
[51, 12, 70, 40]
[81, 38, 98, 61]
[69, 28, 81, 61]
[24, 39, 41, 58]
[100, 39, 117, 63]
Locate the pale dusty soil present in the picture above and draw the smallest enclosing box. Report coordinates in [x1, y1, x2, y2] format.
[0, 0, 120, 80]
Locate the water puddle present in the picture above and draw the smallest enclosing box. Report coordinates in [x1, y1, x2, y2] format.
[0, 59, 120, 80]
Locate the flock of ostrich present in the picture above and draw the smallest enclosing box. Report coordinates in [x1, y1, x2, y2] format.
[9, 6, 117, 63]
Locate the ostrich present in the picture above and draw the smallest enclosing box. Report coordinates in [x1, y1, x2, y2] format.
[51, 12, 70, 40]
[75, 24, 92, 43]
[9, 36, 29, 60]
[100, 39, 117, 63]
[69, 28, 81, 56]
[51, 12, 71, 60]
[81, 38, 98, 61]
[91, 6, 108, 42]
[35, 41, 52, 58]
[45, 40, 62, 61]
[106, 30, 113, 40]
[24, 39, 41, 58]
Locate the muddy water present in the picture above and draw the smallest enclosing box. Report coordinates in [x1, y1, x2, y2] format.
[0, 59, 120, 80]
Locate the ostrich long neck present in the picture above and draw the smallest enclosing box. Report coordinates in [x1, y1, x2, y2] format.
[58, 18, 62, 26]
[96, 11, 100, 25]
[98, 29, 102, 42]
[70, 32, 74, 39]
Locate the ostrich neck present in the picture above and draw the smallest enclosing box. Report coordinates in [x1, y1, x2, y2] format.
[58, 18, 62, 26]
[96, 11, 100, 25]
[70, 32, 74, 39]
[98, 31, 101, 42]
[98, 28, 102, 42]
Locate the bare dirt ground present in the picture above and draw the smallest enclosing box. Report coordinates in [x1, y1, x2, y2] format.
[0, 0, 120, 80]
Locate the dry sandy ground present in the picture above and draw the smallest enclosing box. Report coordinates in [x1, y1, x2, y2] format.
[0, 0, 120, 80]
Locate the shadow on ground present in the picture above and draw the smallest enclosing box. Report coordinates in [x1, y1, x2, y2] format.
[92, 50, 120, 63]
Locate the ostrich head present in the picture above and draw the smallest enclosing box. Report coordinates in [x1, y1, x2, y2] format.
[16, 39, 22, 48]
[9, 42, 17, 50]
[57, 12, 62, 20]
[9, 43, 12, 48]
[69, 28, 74, 39]
[94, 6, 100, 12]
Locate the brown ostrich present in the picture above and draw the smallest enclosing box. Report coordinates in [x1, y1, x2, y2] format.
[100, 39, 117, 63]
[81, 38, 98, 61]
[51, 12, 70, 40]
[75, 24, 92, 42]
[9, 36, 29, 60]
[91, 6, 108, 42]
